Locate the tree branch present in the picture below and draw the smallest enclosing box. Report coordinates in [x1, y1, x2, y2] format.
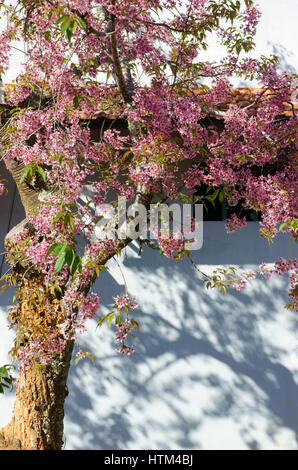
[108, 11, 133, 104]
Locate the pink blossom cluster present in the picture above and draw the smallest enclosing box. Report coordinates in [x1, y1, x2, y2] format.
[62, 287, 100, 335]
[78, 292, 100, 327]
[183, 166, 204, 189]
[242, 6, 262, 35]
[113, 294, 139, 311]
[75, 348, 88, 361]
[5, 84, 32, 106]
[225, 214, 247, 233]
[233, 277, 247, 291]
[232, 269, 257, 291]
[0, 21, 15, 73]
[259, 258, 298, 279]
[17, 330, 65, 373]
[230, 260, 297, 310]
[115, 319, 135, 356]
[260, 258, 298, 309]
[75, 348, 94, 363]
[156, 232, 185, 260]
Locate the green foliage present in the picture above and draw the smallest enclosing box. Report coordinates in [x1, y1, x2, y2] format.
[97, 310, 115, 328]
[73, 94, 95, 109]
[258, 227, 277, 244]
[46, 243, 82, 276]
[97, 309, 139, 332]
[51, 211, 76, 232]
[279, 219, 298, 241]
[84, 260, 108, 278]
[20, 162, 46, 185]
[56, 14, 87, 43]
[191, 183, 225, 213]
[0, 364, 14, 394]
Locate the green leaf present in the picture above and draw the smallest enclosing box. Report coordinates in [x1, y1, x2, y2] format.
[107, 315, 114, 328]
[179, 193, 190, 203]
[67, 215, 75, 232]
[131, 319, 139, 329]
[69, 254, 78, 276]
[0, 365, 10, 379]
[69, 20, 77, 33]
[20, 163, 46, 184]
[36, 165, 46, 182]
[74, 349, 95, 365]
[65, 245, 75, 268]
[54, 252, 66, 275]
[65, 28, 73, 43]
[97, 310, 115, 328]
[60, 17, 72, 34]
[77, 258, 82, 273]
[20, 164, 32, 184]
[218, 190, 225, 203]
[75, 16, 87, 32]
[56, 14, 71, 25]
[52, 211, 66, 225]
[0, 364, 14, 393]
[46, 243, 66, 259]
[73, 95, 82, 109]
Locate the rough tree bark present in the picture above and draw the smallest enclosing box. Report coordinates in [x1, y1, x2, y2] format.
[0, 157, 74, 450]
[0, 339, 73, 450]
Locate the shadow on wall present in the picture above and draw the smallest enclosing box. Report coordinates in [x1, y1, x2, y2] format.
[64, 229, 298, 450]
[267, 41, 297, 74]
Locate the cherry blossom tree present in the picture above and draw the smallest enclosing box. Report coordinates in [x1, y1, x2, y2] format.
[0, 0, 297, 450]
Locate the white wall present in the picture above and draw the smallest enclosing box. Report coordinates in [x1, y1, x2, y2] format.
[61, 230, 298, 451]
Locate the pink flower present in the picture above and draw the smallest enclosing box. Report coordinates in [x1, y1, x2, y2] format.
[226, 214, 247, 233]
[113, 295, 139, 310]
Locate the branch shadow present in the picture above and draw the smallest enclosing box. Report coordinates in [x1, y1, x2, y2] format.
[64, 228, 298, 450]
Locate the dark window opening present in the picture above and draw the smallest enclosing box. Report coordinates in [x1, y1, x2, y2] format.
[226, 199, 262, 222]
[193, 184, 262, 222]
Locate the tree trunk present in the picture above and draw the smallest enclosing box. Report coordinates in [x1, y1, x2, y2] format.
[0, 236, 74, 450]
[0, 341, 73, 450]
[0, 147, 75, 449]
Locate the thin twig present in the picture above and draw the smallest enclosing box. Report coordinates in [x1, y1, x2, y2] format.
[187, 254, 211, 280]
[113, 257, 128, 295]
